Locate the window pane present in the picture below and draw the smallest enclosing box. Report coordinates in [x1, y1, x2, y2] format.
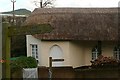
[35, 45, 37, 48]
[32, 52, 35, 58]
[31, 44, 38, 59]
[92, 47, 99, 60]
[114, 45, 120, 60]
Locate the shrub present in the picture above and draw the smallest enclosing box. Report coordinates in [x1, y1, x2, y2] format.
[11, 56, 37, 73]
[90, 55, 120, 68]
[26, 56, 38, 68]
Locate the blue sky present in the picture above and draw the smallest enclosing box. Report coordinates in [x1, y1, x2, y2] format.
[0, 0, 120, 12]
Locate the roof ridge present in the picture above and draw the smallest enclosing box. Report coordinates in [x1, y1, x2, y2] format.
[31, 8, 118, 15]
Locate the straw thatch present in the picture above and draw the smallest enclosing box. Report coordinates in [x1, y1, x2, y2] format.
[25, 8, 119, 41]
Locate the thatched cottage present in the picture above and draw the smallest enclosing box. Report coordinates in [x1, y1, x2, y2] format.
[25, 8, 120, 68]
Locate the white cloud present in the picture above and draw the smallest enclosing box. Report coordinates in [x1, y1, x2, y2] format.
[55, 0, 120, 7]
[0, 0, 120, 12]
[0, 0, 12, 12]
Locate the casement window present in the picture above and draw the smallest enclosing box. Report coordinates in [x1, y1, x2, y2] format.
[92, 41, 102, 60]
[92, 47, 100, 60]
[31, 44, 38, 60]
[114, 45, 120, 60]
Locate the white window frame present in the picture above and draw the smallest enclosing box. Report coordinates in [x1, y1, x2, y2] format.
[114, 47, 120, 60]
[92, 48, 99, 60]
[30, 44, 38, 60]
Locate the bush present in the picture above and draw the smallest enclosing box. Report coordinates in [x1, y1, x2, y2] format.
[11, 56, 37, 72]
[90, 55, 120, 68]
[25, 56, 38, 68]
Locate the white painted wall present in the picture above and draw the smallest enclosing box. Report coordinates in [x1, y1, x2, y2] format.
[26, 35, 41, 65]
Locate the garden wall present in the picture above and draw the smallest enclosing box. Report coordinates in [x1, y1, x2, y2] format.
[75, 68, 120, 79]
[11, 66, 120, 80]
[38, 66, 75, 78]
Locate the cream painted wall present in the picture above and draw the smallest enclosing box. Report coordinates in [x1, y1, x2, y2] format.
[102, 41, 116, 57]
[26, 35, 117, 68]
[26, 35, 70, 67]
[69, 41, 97, 67]
[26, 35, 41, 65]
[69, 41, 116, 67]
[40, 41, 70, 67]
[81, 41, 116, 66]
[69, 41, 84, 68]
[83, 41, 98, 65]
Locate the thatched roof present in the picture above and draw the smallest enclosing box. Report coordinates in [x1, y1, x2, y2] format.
[25, 8, 119, 41]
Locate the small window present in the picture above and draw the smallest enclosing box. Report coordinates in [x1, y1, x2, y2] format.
[31, 44, 38, 60]
[114, 45, 120, 60]
[92, 46, 101, 60]
[92, 41, 102, 60]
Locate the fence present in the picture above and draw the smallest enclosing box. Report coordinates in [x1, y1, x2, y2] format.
[11, 66, 120, 79]
[11, 66, 75, 79]
[38, 66, 75, 78]
[75, 68, 120, 79]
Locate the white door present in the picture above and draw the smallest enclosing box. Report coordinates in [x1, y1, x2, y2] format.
[50, 45, 64, 67]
